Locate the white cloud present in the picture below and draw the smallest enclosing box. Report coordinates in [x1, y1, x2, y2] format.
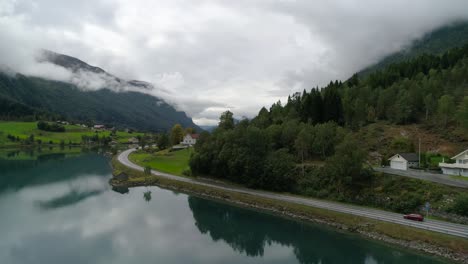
[1, 0, 468, 125]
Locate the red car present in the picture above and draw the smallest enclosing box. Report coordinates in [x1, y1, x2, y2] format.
[403, 213, 424, 222]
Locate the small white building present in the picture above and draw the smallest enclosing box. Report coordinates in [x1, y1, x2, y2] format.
[181, 134, 199, 146]
[388, 153, 419, 171]
[439, 149, 468, 177]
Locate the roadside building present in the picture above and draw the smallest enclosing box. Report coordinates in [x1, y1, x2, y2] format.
[94, 124, 105, 130]
[388, 153, 419, 171]
[439, 149, 468, 177]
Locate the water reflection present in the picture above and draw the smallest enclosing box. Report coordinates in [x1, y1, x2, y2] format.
[112, 186, 129, 194]
[0, 150, 447, 264]
[1, 151, 110, 212]
[188, 196, 444, 264]
[143, 190, 152, 202]
[37, 189, 104, 210]
[0, 150, 110, 193]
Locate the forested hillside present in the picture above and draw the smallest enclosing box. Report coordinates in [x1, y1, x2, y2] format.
[361, 21, 468, 75]
[0, 51, 200, 132]
[188, 42, 468, 218]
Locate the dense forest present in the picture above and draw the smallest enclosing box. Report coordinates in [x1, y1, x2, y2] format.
[0, 95, 60, 121]
[189, 43, 468, 216]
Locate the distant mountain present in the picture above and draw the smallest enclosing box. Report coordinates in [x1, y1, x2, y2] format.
[40, 50, 109, 75]
[199, 125, 217, 132]
[39, 50, 157, 92]
[0, 51, 200, 132]
[360, 21, 468, 75]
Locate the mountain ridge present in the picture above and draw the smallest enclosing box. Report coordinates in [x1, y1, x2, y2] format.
[0, 51, 200, 132]
[360, 21, 468, 76]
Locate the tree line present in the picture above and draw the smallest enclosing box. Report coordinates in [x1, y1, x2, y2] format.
[257, 43, 468, 132]
[190, 111, 368, 194]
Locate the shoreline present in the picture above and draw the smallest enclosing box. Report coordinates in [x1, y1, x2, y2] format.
[111, 157, 468, 263]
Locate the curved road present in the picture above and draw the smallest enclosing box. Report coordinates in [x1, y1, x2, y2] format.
[118, 149, 468, 239]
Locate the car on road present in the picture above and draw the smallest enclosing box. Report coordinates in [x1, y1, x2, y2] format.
[403, 213, 424, 222]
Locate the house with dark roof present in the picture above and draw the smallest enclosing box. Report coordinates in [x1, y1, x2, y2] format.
[388, 153, 419, 171]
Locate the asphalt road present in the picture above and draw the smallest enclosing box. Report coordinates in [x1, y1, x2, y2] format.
[374, 167, 468, 188]
[118, 149, 468, 239]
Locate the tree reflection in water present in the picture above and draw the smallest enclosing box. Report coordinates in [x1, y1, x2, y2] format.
[187, 196, 442, 264]
[143, 191, 152, 202]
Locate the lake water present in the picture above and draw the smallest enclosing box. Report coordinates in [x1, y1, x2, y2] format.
[0, 149, 448, 264]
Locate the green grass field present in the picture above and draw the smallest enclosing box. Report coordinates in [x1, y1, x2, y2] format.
[129, 149, 191, 176]
[0, 121, 143, 146]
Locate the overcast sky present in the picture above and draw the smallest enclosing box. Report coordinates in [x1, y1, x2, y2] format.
[1, 0, 468, 125]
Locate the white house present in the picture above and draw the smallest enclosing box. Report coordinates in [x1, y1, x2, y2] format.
[439, 149, 468, 177]
[388, 153, 419, 171]
[181, 134, 199, 146]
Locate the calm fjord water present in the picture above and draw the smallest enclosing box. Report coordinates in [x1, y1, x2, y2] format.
[0, 150, 447, 264]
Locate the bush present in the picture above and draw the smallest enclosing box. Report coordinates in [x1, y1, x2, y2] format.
[450, 194, 468, 216]
[389, 137, 414, 154]
[182, 169, 192, 177]
[37, 121, 65, 132]
[259, 148, 295, 191]
[7, 134, 16, 142]
[392, 192, 424, 213]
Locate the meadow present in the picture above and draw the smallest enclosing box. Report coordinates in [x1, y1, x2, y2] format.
[129, 148, 192, 176]
[0, 121, 143, 146]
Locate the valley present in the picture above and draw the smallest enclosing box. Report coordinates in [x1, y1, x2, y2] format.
[1, 6, 468, 264]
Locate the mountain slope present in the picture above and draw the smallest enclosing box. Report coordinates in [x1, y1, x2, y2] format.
[0, 52, 200, 132]
[360, 21, 468, 75]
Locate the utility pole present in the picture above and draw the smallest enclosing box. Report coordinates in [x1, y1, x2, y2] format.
[418, 137, 421, 168]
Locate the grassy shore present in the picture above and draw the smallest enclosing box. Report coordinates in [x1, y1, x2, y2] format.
[0, 121, 143, 146]
[111, 157, 468, 262]
[128, 148, 191, 176]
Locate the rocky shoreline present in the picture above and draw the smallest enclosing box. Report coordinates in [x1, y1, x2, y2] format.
[110, 175, 468, 263]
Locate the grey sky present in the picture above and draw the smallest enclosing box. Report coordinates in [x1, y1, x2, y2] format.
[1, 0, 468, 125]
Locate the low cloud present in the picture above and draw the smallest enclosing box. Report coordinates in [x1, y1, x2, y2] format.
[1, 0, 468, 125]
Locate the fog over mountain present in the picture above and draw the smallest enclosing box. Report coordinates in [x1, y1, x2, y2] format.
[1, 0, 468, 125]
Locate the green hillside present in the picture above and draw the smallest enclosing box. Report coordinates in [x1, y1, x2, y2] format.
[360, 21, 468, 75]
[0, 73, 199, 132]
